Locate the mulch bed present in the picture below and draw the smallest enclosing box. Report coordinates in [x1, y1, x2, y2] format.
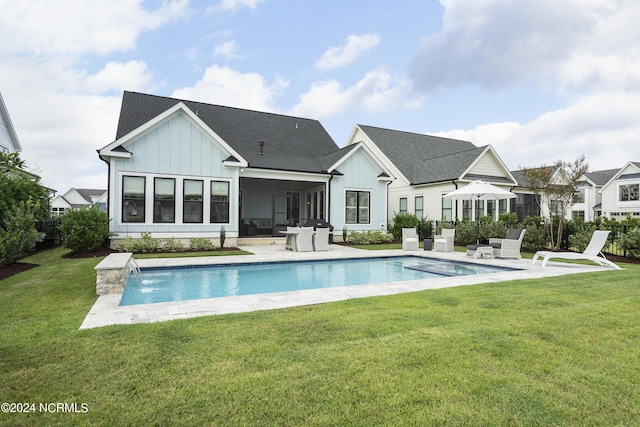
[0, 262, 39, 281]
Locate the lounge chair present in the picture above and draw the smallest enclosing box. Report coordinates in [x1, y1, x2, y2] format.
[296, 226, 314, 252]
[489, 229, 525, 259]
[402, 228, 419, 251]
[532, 230, 621, 269]
[313, 227, 330, 251]
[434, 228, 455, 252]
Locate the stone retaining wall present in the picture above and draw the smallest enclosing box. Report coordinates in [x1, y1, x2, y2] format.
[94, 252, 134, 295]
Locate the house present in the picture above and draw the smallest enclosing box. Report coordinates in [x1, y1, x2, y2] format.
[50, 188, 108, 217]
[345, 125, 519, 224]
[98, 92, 392, 246]
[0, 92, 22, 154]
[599, 161, 640, 220]
[572, 168, 619, 221]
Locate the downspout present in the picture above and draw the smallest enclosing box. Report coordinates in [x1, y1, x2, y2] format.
[97, 151, 111, 242]
[327, 173, 334, 224]
[451, 180, 458, 223]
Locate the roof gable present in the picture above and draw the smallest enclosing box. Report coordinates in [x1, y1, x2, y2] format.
[356, 125, 496, 185]
[109, 91, 339, 174]
[0, 92, 22, 153]
[601, 161, 640, 191]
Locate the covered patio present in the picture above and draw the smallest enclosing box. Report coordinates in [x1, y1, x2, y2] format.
[238, 177, 329, 237]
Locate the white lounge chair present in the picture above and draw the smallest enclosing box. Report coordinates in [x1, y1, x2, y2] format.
[532, 230, 621, 269]
[490, 228, 525, 259]
[402, 228, 419, 251]
[313, 227, 330, 251]
[296, 226, 314, 252]
[434, 228, 455, 252]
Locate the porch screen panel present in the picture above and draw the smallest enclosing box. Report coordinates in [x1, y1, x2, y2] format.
[211, 181, 230, 223]
[184, 179, 203, 223]
[122, 176, 145, 223]
[154, 178, 175, 223]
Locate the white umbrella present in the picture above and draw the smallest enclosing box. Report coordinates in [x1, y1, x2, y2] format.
[443, 180, 517, 243]
[443, 180, 517, 202]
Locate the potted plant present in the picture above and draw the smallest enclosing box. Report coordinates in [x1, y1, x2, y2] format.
[419, 217, 434, 250]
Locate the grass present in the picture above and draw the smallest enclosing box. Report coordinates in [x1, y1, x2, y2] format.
[1, 247, 640, 425]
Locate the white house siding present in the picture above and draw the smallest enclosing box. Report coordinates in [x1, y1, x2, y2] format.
[109, 112, 239, 239]
[0, 113, 12, 153]
[388, 183, 458, 223]
[329, 149, 388, 233]
[601, 164, 640, 219]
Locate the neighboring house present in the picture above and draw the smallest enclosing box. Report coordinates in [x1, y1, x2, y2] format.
[345, 125, 518, 224]
[50, 188, 108, 217]
[98, 92, 392, 245]
[0, 92, 22, 154]
[572, 168, 619, 221]
[600, 161, 640, 220]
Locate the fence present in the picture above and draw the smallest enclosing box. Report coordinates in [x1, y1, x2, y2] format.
[34, 220, 62, 252]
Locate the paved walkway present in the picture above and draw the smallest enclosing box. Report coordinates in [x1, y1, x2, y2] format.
[80, 244, 612, 329]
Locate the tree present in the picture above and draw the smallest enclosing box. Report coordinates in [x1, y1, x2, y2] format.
[520, 155, 589, 250]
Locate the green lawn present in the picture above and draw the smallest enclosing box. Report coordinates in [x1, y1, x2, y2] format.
[1, 247, 639, 426]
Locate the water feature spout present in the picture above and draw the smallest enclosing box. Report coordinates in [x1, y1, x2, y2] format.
[124, 257, 141, 282]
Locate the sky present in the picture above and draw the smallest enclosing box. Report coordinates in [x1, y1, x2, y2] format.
[1, 0, 639, 193]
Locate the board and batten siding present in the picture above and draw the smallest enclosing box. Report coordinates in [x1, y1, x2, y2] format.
[110, 112, 238, 237]
[114, 114, 231, 178]
[329, 148, 388, 232]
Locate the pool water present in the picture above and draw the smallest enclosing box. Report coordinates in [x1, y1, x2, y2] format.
[119, 256, 516, 306]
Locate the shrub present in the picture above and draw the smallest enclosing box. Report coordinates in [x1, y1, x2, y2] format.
[390, 213, 419, 240]
[618, 227, 640, 259]
[479, 216, 507, 242]
[0, 201, 45, 265]
[418, 217, 433, 240]
[521, 223, 549, 251]
[453, 222, 477, 245]
[161, 238, 185, 253]
[569, 225, 597, 253]
[189, 238, 215, 251]
[113, 232, 159, 253]
[58, 207, 111, 254]
[347, 230, 393, 245]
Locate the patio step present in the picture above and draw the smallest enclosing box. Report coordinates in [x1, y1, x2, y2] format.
[237, 237, 285, 246]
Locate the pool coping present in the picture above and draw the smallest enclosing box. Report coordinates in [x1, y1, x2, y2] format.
[80, 244, 612, 329]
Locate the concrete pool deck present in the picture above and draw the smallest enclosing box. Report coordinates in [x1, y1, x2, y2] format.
[80, 244, 615, 329]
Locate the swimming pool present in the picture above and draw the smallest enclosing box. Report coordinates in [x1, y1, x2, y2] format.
[119, 256, 516, 306]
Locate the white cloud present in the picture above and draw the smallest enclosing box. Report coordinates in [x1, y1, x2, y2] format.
[409, 0, 634, 92]
[209, 0, 262, 13]
[214, 41, 241, 59]
[315, 33, 381, 71]
[171, 65, 289, 112]
[433, 92, 640, 171]
[290, 67, 422, 118]
[85, 61, 156, 94]
[0, 0, 188, 56]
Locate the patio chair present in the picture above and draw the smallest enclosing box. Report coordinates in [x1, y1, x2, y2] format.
[296, 226, 314, 252]
[434, 228, 455, 252]
[402, 228, 419, 251]
[313, 227, 330, 251]
[532, 230, 621, 269]
[489, 229, 525, 259]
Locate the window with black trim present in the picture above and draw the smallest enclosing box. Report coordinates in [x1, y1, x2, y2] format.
[211, 181, 230, 223]
[619, 184, 639, 202]
[122, 176, 145, 223]
[346, 190, 370, 224]
[154, 178, 175, 223]
[184, 179, 203, 223]
[415, 196, 423, 219]
[399, 197, 407, 214]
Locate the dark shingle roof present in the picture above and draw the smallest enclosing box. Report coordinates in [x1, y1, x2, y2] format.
[75, 188, 106, 203]
[357, 125, 481, 184]
[585, 168, 619, 186]
[115, 91, 342, 174]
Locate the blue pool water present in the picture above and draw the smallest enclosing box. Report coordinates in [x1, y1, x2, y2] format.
[119, 256, 516, 306]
